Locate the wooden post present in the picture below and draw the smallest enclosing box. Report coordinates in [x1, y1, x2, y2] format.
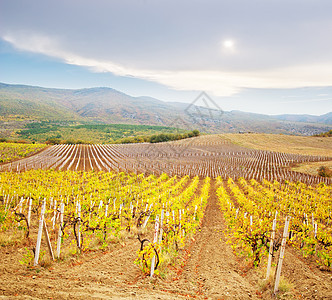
[19, 197, 23, 213]
[105, 201, 109, 218]
[56, 203, 64, 258]
[179, 210, 182, 235]
[75, 199, 78, 215]
[43, 219, 55, 261]
[159, 210, 164, 243]
[34, 200, 46, 266]
[119, 203, 123, 216]
[172, 210, 175, 230]
[77, 202, 81, 249]
[27, 198, 32, 227]
[193, 205, 198, 221]
[130, 202, 133, 216]
[98, 200, 103, 211]
[13, 197, 23, 212]
[52, 200, 57, 230]
[150, 216, 160, 278]
[142, 212, 151, 228]
[266, 218, 276, 279]
[274, 216, 290, 294]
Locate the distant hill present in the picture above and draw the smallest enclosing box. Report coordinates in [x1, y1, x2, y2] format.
[274, 112, 332, 124]
[0, 82, 183, 125]
[0, 82, 331, 136]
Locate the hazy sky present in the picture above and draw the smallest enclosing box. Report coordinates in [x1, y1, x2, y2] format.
[1, 0, 332, 115]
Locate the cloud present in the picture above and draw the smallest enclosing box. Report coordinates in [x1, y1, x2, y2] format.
[3, 31, 332, 98]
[1, 0, 332, 104]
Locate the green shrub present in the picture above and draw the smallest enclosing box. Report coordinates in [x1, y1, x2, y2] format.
[318, 166, 332, 177]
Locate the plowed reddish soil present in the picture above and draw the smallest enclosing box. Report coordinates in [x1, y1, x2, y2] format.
[1, 181, 331, 299]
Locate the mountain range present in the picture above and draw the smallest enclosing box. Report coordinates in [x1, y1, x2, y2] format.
[0, 82, 331, 136]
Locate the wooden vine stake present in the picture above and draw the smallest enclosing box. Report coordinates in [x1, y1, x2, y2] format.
[43, 218, 55, 261]
[266, 218, 277, 279]
[179, 210, 182, 235]
[142, 211, 151, 229]
[150, 215, 160, 278]
[56, 202, 65, 258]
[27, 198, 32, 227]
[77, 202, 81, 249]
[34, 200, 46, 266]
[193, 205, 198, 221]
[159, 209, 164, 243]
[274, 216, 290, 294]
[52, 200, 57, 229]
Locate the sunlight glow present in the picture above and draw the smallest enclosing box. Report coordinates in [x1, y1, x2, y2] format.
[223, 40, 234, 49]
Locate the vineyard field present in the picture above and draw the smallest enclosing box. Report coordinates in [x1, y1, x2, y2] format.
[0, 142, 47, 163]
[0, 171, 209, 275]
[1, 135, 331, 185]
[218, 177, 332, 268]
[0, 134, 331, 299]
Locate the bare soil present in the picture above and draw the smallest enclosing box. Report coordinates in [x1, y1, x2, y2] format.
[0, 180, 331, 299]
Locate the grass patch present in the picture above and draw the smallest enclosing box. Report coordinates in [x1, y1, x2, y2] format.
[278, 276, 294, 293]
[0, 229, 26, 247]
[292, 161, 332, 176]
[222, 133, 332, 157]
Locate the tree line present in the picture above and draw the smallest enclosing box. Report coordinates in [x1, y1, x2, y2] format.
[115, 130, 200, 144]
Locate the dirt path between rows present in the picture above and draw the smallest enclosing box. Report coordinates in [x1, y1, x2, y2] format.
[154, 179, 260, 299]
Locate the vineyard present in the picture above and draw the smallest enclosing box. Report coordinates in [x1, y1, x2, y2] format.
[0, 142, 46, 163]
[0, 134, 331, 299]
[1, 135, 331, 185]
[218, 177, 332, 268]
[0, 170, 209, 276]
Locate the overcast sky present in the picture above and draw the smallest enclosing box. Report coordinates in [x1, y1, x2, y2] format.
[1, 0, 332, 115]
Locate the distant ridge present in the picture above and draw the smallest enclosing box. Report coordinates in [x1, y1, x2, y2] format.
[0, 82, 331, 135]
[273, 112, 332, 125]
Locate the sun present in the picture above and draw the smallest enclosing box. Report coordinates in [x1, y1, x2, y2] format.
[223, 40, 234, 49]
